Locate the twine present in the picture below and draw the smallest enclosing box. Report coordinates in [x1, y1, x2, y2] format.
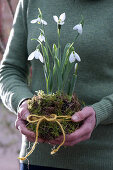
[18, 114, 72, 161]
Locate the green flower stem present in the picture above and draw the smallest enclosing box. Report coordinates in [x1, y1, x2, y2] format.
[57, 26, 61, 63]
[46, 41, 54, 59]
[57, 25, 63, 92]
[73, 33, 79, 42]
[40, 24, 52, 94]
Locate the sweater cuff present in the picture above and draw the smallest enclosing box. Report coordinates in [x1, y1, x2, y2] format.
[91, 98, 112, 127]
[11, 88, 34, 114]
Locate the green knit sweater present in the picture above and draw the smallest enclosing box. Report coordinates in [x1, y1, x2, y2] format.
[0, 0, 113, 169]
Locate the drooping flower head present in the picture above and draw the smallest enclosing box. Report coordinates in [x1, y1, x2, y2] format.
[28, 49, 44, 63]
[31, 17, 47, 25]
[38, 33, 45, 42]
[31, 8, 47, 25]
[73, 24, 83, 34]
[69, 51, 81, 63]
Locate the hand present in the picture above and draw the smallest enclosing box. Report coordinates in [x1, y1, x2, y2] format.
[48, 106, 96, 146]
[15, 100, 44, 143]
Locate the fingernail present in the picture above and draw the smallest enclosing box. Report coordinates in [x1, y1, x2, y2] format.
[72, 115, 78, 121]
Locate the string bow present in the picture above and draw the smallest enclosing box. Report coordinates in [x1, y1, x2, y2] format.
[18, 114, 72, 161]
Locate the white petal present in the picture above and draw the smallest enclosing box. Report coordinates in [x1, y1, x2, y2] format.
[28, 51, 35, 60]
[38, 34, 45, 42]
[53, 16, 58, 23]
[31, 18, 39, 24]
[41, 19, 47, 25]
[34, 50, 44, 63]
[34, 50, 40, 59]
[38, 53, 44, 63]
[73, 24, 83, 34]
[69, 52, 76, 63]
[59, 13, 66, 22]
[74, 51, 81, 62]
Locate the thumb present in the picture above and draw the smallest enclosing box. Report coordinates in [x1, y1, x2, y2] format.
[71, 111, 82, 122]
[18, 106, 30, 120]
[71, 107, 92, 122]
[23, 112, 30, 120]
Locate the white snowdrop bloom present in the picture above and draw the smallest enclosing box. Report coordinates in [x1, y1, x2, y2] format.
[31, 17, 47, 25]
[38, 34, 45, 42]
[73, 24, 83, 34]
[69, 51, 81, 63]
[53, 13, 66, 25]
[69, 52, 76, 63]
[41, 19, 47, 25]
[28, 49, 44, 63]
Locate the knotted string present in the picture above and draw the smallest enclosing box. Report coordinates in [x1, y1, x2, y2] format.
[18, 114, 72, 161]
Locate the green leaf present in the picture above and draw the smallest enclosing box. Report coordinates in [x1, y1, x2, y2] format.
[48, 72, 53, 93]
[53, 44, 58, 58]
[54, 57, 62, 91]
[61, 42, 74, 74]
[69, 74, 77, 96]
[62, 62, 75, 91]
[61, 43, 72, 67]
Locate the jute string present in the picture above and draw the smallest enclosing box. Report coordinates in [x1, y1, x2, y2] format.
[18, 114, 72, 161]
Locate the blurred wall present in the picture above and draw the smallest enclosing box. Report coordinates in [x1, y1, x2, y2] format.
[0, 0, 18, 60]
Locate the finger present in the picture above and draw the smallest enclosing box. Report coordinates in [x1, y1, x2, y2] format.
[46, 139, 62, 145]
[63, 134, 90, 146]
[16, 119, 45, 143]
[17, 121, 35, 138]
[38, 138, 45, 143]
[47, 133, 90, 146]
[71, 106, 92, 122]
[21, 111, 30, 120]
[18, 125, 35, 137]
[24, 132, 45, 143]
[67, 123, 91, 142]
[18, 107, 30, 120]
[49, 135, 64, 144]
[54, 118, 92, 143]
[26, 136, 36, 143]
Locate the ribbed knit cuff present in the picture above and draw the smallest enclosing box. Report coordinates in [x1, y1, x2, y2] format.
[91, 98, 112, 127]
[11, 87, 34, 114]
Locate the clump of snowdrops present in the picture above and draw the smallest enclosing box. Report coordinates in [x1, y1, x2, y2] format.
[28, 8, 84, 96]
[18, 9, 84, 162]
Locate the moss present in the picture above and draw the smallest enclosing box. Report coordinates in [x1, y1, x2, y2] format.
[27, 90, 82, 140]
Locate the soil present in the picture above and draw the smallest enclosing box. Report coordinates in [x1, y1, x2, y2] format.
[27, 91, 82, 140]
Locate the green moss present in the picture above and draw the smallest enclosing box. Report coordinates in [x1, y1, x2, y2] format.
[27, 90, 82, 140]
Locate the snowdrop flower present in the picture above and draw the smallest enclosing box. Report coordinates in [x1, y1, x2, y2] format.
[38, 34, 45, 42]
[31, 17, 47, 25]
[53, 13, 66, 25]
[69, 51, 81, 63]
[28, 49, 44, 63]
[73, 24, 83, 34]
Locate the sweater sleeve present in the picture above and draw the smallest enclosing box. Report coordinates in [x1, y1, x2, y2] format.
[0, 0, 33, 114]
[91, 94, 113, 127]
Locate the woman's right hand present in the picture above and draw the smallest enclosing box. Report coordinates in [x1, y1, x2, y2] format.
[15, 100, 44, 143]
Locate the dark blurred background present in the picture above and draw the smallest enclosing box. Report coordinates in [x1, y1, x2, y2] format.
[0, 1, 21, 169]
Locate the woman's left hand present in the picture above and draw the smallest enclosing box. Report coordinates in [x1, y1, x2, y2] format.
[48, 106, 96, 146]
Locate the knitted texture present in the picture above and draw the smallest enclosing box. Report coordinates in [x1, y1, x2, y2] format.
[0, 0, 113, 169]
